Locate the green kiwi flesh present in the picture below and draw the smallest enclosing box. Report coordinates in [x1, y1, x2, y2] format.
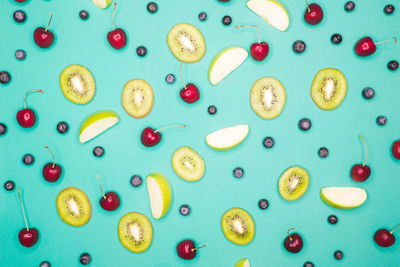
[60, 64, 96, 104]
[167, 23, 206, 63]
[311, 68, 347, 110]
[171, 146, 205, 182]
[221, 208, 255, 245]
[122, 79, 154, 118]
[278, 166, 309, 201]
[250, 77, 286, 119]
[56, 187, 92, 227]
[118, 212, 153, 253]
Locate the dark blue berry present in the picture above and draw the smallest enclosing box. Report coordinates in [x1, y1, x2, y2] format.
[208, 105, 217, 115]
[79, 253, 91, 265]
[384, 5, 395, 15]
[0, 123, 7, 135]
[334, 250, 343, 260]
[263, 137, 274, 148]
[136, 46, 147, 57]
[130, 175, 143, 187]
[93, 146, 105, 157]
[318, 147, 329, 158]
[303, 262, 314, 267]
[222, 15, 232, 25]
[179, 204, 191, 216]
[40, 261, 51, 267]
[299, 118, 312, 131]
[22, 154, 34, 165]
[57, 121, 69, 134]
[147, 2, 158, 13]
[0, 71, 11, 84]
[79, 10, 89, 20]
[233, 167, 244, 178]
[258, 199, 269, 210]
[15, 50, 26, 60]
[376, 116, 387, 126]
[13, 10, 26, 23]
[344, 1, 355, 12]
[293, 40, 306, 54]
[328, 215, 338, 225]
[4, 181, 15, 191]
[388, 60, 399, 71]
[331, 33, 342, 44]
[362, 87, 375, 99]
[166, 74, 175, 84]
[199, 12, 207, 21]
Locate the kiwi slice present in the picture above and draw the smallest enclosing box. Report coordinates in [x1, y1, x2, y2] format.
[60, 64, 96, 104]
[122, 79, 154, 118]
[167, 23, 206, 63]
[278, 166, 309, 201]
[311, 68, 347, 110]
[250, 77, 286, 119]
[221, 208, 255, 245]
[171, 146, 205, 182]
[118, 212, 153, 253]
[56, 187, 91, 227]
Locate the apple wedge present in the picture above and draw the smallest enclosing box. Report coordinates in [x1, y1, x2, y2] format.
[146, 173, 172, 219]
[320, 187, 367, 209]
[247, 0, 290, 32]
[79, 110, 119, 143]
[208, 47, 248, 86]
[92, 0, 113, 9]
[206, 125, 249, 151]
[235, 258, 250, 267]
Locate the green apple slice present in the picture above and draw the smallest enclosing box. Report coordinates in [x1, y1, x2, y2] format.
[246, 0, 290, 32]
[92, 0, 113, 9]
[208, 47, 248, 86]
[146, 173, 172, 219]
[206, 125, 249, 151]
[320, 187, 367, 209]
[79, 110, 119, 143]
[235, 258, 250, 267]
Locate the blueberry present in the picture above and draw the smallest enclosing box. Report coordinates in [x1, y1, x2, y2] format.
[344, 1, 355, 12]
[318, 147, 329, 158]
[331, 33, 342, 44]
[147, 2, 158, 13]
[199, 12, 207, 21]
[376, 115, 387, 126]
[293, 40, 306, 54]
[298, 118, 312, 131]
[79, 10, 89, 20]
[22, 154, 35, 165]
[362, 87, 375, 99]
[166, 74, 175, 84]
[388, 60, 399, 71]
[334, 250, 344, 260]
[328, 215, 338, 225]
[258, 199, 269, 210]
[179, 204, 191, 216]
[136, 46, 147, 57]
[13, 10, 26, 23]
[79, 253, 91, 265]
[57, 121, 69, 134]
[4, 181, 15, 191]
[263, 137, 274, 148]
[208, 105, 217, 115]
[40, 261, 51, 267]
[233, 167, 244, 178]
[0, 123, 7, 135]
[15, 50, 26, 60]
[384, 4, 395, 15]
[93, 146, 105, 157]
[130, 175, 143, 187]
[222, 15, 232, 25]
[303, 262, 314, 267]
[0, 71, 11, 84]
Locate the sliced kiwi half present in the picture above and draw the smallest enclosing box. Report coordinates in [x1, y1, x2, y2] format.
[118, 212, 153, 253]
[60, 64, 96, 104]
[56, 187, 92, 227]
[221, 208, 255, 245]
[122, 79, 154, 118]
[167, 23, 206, 63]
[250, 77, 286, 119]
[278, 166, 309, 201]
[311, 68, 347, 110]
[171, 146, 205, 182]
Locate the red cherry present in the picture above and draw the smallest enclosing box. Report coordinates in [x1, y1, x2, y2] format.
[42, 146, 62, 182]
[140, 125, 186, 147]
[15, 0, 27, 2]
[33, 13, 54, 48]
[107, 3, 127, 50]
[100, 192, 121, 211]
[176, 240, 207, 260]
[283, 229, 303, 253]
[304, 2, 324, 25]
[217, 0, 230, 2]
[392, 140, 400, 159]
[374, 226, 399, 247]
[16, 90, 43, 128]
[351, 164, 371, 182]
[354, 37, 376, 57]
[18, 228, 39, 247]
[236, 25, 269, 61]
[180, 83, 200, 103]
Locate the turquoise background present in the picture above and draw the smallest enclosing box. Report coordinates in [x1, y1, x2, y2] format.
[1, 0, 399, 266]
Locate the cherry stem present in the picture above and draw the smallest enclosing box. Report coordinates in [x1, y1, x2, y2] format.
[44, 145, 56, 168]
[17, 188, 29, 232]
[236, 25, 261, 44]
[97, 175, 106, 199]
[24, 90, 43, 109]
[112, 2, 117, 30]
[305, 0, 310, 12]
[359, 134, 368, 167]
[45, 12, 53, 32]
[154, 125, 186, 133]
[287, 228, 295, 241]
[191, 243, 208, 252]
[179, 63, 186, 89]
[375, 37, 396, 45]
[390, 224, 400, 235]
